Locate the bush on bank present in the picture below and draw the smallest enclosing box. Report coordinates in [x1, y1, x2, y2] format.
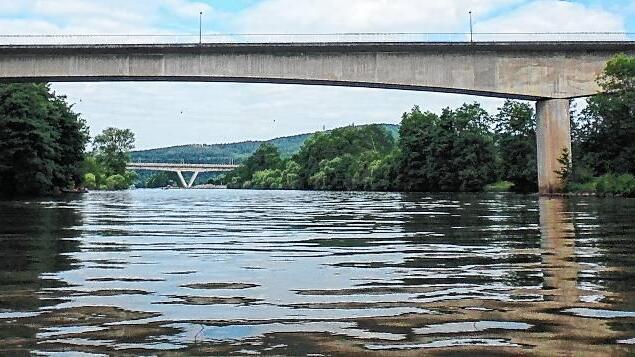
[568, 174, 635, 197]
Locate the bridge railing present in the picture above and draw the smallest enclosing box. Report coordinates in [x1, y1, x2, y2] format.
[128, 158, 241, 165]
[0, 32, 633, 45]
[126, 163, 239, 170]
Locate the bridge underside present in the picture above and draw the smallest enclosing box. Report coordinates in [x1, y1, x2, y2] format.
[2, 76, 546, 101]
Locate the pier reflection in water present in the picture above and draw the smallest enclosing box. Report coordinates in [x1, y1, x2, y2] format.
[0, 190, 633, 355]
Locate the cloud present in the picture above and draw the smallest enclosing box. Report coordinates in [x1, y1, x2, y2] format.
[160, 0, 212, 19]
[236, 0, 521, 33]
[1, 0, 213, 35]
[0, 0, 35, 14]
[476, 0, 625, 34]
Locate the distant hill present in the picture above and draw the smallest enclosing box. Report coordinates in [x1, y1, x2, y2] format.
[131, 123, 399, 164]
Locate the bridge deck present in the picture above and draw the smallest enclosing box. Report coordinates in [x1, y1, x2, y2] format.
[1, 41, 634, 100]
[127, 163, 238, 172]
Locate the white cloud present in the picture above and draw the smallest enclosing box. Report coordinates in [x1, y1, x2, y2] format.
[1, 0, 213, 36]
[0, 0, 34, 14]
[160, 0, 212, 19]
[476, 0, 625, 34]
[236, 0, 521, 33]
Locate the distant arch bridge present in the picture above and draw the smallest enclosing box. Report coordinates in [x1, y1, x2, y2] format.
[126, 162, 239, 188]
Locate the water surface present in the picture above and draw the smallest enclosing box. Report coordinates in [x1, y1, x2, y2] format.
[1, 190, 634, 355]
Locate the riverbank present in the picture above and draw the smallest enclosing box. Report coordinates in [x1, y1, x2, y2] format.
[191, 184, 228, 189]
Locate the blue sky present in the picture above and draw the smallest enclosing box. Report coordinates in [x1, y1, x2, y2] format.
[1, 0, 634, 149]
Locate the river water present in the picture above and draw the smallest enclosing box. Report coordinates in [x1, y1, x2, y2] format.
[0, 190, 634, 355]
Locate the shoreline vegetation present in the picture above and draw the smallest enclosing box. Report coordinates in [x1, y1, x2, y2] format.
[207, 54, 634, 197]
[82, 128, 137, 191]
[1, 54, 633, 199]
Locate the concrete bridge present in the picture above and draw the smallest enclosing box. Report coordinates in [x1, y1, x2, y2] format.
[126, 162, 238, 188]
[2, 41, 634, 193]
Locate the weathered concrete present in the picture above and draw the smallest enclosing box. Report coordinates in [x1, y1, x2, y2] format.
[536, 99, 572, 194]
[1, 42, 633, 99]
[175, 171, 188, 188]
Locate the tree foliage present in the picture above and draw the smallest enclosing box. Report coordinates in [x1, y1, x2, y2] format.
[92, 127, 135, 176]
[0, 83, 89, 197]
[295, 124, 395, 189]
[397, 104, 497, 192]
[225, 143, 283, 188]
[84, 127, 136, 190]
[574, 54, 635, 176]
[145, 172, 179, 188]
[225, 111, 500, 192]
[492, 100, 538, 192]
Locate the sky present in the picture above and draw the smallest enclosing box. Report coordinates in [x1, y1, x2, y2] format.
[1, 0, 634, 149]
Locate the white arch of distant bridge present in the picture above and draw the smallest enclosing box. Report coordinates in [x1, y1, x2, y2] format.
[126, 163, 239, 188]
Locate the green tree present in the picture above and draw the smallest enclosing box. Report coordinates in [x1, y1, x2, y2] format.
[105, 174, 129, 190]
[575, 54, 635, 175]
[82, 152, 107, 188]
[397, 104, 497, 192]
[294, 124, 395, 188]
[86, 127, 136, 190]
[83, 173, 97, 190]
[281, 160, 302, 189]
[92, 127, 135, 177]
[308, 155, 357, 191]
[0, 83, 89, 197]
[493, 100, 538, 192]
[145, 172, 178, 188]
[226, 143, 283, 187]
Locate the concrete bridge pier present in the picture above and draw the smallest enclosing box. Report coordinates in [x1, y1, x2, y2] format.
[174, 170, 201, 188]
[536, 99, 572, 194]
[187, 171, 200, 188]
[176, 171, 188, 188]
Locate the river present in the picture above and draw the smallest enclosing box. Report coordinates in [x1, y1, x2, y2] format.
[1, 190, 634, 355]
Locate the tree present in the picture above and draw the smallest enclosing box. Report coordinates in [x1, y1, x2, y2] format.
[397, 104, 497, 192]
[92, 127, 135, 176]
[224, 125, 397, 191]
[83, 127, 136, 190]
[0, 83, 89, 197]
[493, 100, 538, 192]
[294, 124, 395, 188]
[225, 143, 283, 187]
[574, 54, 635, 175]
[145, 172, 178, 188]
[83, 173, 97, 190]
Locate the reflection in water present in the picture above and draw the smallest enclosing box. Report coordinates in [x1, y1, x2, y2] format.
[0, 191, 633, 355]
[540, 197, 580, 305]
[0, 199, 83, 352]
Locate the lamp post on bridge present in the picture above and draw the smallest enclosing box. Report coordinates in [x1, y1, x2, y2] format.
[199, 11, 203, 44]
[469, 11, 473, 43]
